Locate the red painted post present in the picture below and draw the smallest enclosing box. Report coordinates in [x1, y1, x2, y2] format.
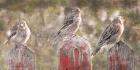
[7, 44, 35, 70]
[58, 35, 92, 70]
[108, 41, 135, 70]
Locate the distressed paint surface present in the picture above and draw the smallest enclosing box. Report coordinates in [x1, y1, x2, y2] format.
[58, 35, 92, 70]
[8, 44, 35, 70]
[108, 41, 135, 70]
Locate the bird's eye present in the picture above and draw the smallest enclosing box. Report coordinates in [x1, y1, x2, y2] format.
[72, 10, 75, 12]
[76, 9, 80, 12]
[20, 23, 24, 27]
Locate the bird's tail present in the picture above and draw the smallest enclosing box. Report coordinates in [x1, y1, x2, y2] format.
[91, 42, 104, 56]
[4, 40, 9, 45]
[49, 32, 63, 48]
[92, 47, 101, 56]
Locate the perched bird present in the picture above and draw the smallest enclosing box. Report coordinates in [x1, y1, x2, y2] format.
[92, 16, 124, 56]
[57, 7, 81, 36]
[51, 7, 81, 48]
[4, 19, 31, 45]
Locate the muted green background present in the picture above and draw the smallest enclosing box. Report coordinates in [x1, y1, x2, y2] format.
[0, 0, 140, 70]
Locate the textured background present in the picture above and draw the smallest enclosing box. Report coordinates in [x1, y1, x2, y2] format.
[0, 0, 140, 70]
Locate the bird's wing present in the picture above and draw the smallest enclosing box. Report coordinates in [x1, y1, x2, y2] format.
[57, 15, 74, 35]
[62, 16, 74, 29]
[7, 24, 18, 40]
[98, 23, 120, 47]
[92, 23, 120, 56]
[4, 24, 18, 44]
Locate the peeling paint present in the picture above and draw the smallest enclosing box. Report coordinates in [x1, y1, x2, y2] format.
[7, 44, 35, 70]
[108, 41, 135, 70]
[58, 35, 92, 70]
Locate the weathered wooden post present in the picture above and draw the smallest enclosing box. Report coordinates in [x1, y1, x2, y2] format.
[58, 35, 92, 70]
[4, 19, 34, 70]
[7, 43, 35, 70]
[108, 40, 135, 70]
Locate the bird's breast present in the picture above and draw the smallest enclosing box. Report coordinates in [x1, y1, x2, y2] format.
[120, 23, 124, 34]
[117, 23, 124, 37]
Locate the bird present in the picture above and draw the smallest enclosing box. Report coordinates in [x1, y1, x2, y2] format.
[57, 7, 81, 37]
[4, 19, 31, 45]
[92, 16, 124, 56]
[51, 7, 81, 48]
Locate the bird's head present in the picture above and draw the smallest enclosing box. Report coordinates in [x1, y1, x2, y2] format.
[17, 20, 27, 29]
[113, 16, 125, 24]
[71, 7, 80, 14]
[71, 7, 81, 16]
[65, 7, 81, 17]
